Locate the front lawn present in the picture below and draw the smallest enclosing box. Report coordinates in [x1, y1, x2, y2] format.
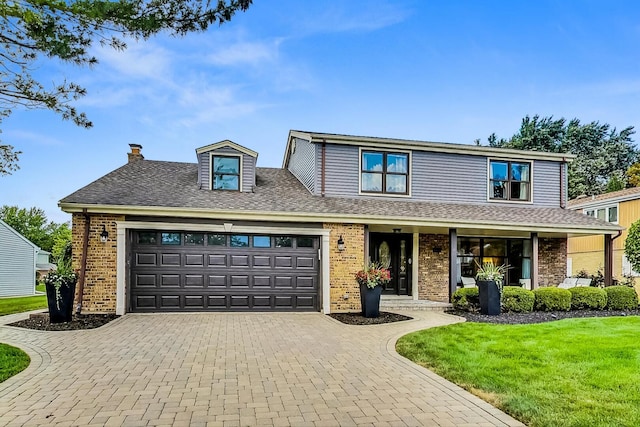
[0, 293, 47, 316]
[396, 317, 640, 427]
[0, 343, 30, 382]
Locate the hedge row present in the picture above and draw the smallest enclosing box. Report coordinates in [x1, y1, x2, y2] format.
[452, 285, 638, 313]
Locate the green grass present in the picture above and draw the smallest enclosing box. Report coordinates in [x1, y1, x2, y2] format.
[0, 291, 47, 316]
[0, 343, 30, 383]
[396, 317, 640, 427]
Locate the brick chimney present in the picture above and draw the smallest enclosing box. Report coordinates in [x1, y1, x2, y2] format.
[128, 144, 144, 163]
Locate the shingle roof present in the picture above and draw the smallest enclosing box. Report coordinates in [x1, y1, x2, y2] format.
[59, 160, 620, 234]
[568, 187, 640, 208]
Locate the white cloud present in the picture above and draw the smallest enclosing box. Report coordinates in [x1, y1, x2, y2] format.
[4, 130, 64, 146]
[207, 39, 282, 66]
[93, 41, 173, 81]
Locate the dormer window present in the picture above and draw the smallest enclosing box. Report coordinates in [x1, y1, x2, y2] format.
[212, 155, 240, 191]
[361, 150, 409, 195]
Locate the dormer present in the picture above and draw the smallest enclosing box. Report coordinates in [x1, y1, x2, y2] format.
[195, 140, 258, 192]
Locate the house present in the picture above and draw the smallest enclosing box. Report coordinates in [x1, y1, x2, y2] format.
[36, 250, 56, 278]
[0, 219, 39, 297]
[58, 132, 621, 315]
[567, 187, 640, 282]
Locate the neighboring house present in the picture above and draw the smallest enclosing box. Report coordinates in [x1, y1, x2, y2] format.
[36, 250, 56, 278]
[0, 219, 39, 297]
[58, 133, 620, 315]
[567, 187, 640, 280]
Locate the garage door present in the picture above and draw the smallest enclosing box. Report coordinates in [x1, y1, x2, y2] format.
[129, 231, 320, 312]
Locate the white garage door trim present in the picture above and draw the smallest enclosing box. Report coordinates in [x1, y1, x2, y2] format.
[116, 221, 331, 315]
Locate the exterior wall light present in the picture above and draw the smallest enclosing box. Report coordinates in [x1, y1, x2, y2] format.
[100, 225, 109, 243]
[337, 235, 345, 251]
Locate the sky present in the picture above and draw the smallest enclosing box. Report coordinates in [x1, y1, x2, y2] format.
[2, 0, 640, 224]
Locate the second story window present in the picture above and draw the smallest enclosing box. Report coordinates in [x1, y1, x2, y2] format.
[585, 206, 618, 223]
[361, 151, 409, 195]
[489, 160, 531, 202]
[212, 155, 240, 191]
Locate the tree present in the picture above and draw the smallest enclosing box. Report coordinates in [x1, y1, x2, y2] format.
[486, 115, 638, 199]
[0, 0, 252, 174]
[625, 219, 640, 274]
[0, 205, 68, 251]
[627, 163, 640, 188]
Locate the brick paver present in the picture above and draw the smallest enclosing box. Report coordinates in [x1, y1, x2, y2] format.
[0, 311, 524, 426]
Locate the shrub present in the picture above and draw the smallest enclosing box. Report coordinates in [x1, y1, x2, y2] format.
[533, 287, 571, 311]
[569, 287, 607, 310]
[604, 286, 639, 310]
[452, 288, 479, 312]
[502, 286, 534, 313]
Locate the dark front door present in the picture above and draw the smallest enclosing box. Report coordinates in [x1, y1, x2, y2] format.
[369, 233, 412, 295]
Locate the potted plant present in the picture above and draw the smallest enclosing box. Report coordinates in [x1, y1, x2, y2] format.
[355, 262, 391, 318]
[44, 245, 77, 324]
[475, 261, 508, 315]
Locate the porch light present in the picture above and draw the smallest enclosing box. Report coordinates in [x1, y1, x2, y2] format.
[100, 225, 109, 243]
[337, 235, 345, 251]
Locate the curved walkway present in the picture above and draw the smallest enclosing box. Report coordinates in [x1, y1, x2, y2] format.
[0, 311, 523, 426]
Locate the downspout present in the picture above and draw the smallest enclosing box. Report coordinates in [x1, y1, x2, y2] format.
[76, 209, 90, 314]
[321, 139, 326, 197]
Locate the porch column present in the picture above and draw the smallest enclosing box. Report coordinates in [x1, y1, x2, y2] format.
[449, 228, 457, 300]
[531, 232, 539, 289]
[605, 234, 613, 287]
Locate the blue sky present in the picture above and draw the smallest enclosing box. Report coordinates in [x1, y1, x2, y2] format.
[2, 0, 640, 223]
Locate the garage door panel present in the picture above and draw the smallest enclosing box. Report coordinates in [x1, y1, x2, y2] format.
[296, 256, 315, 269]
[161, 253, 181, 266]
[134, 274, 157, 287]
[185, 275, 204, 287]
[208, 254, 226, 266]
[231, 255, 249, 266]
[185, 254, 204, 266]
[131, 231, 319, 312]
[208, 275, 227, 287]
[161, 275, 180, 287]
[136, 253, 157, 266]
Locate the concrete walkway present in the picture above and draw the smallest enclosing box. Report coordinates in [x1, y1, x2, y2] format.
[0, 311, 524, 426]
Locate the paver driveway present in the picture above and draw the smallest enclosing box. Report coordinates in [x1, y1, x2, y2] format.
[0, 311, 523, 426]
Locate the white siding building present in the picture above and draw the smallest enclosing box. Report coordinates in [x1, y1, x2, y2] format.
[0, 219, 38, 297]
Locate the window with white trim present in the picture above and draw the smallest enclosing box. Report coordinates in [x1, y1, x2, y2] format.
[212, 155, 240, 191]
[584, 206, 618, 223]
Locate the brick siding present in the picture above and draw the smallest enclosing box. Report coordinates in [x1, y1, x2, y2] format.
[538, 237, 567, 287]
[417, 234, 450, 302]
[323, 223, 365, 312]
[72, 213, 122, 313]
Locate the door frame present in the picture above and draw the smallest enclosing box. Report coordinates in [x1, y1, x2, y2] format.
[368, 232, 413, 296]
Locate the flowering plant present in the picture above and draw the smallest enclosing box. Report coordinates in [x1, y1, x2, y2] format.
[475, 261, 509, 292]
[44, 251, 77, 310]
[355, 262, 391, 289]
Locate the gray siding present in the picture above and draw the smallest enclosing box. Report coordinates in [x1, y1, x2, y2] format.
[0, 222, 36, 297]
[320, 144, 563, 207]
[287, 137, 317, 194]
[532, 160, 562, 207]
[323, 144, 360, 197]
[197, 147, 255, 192]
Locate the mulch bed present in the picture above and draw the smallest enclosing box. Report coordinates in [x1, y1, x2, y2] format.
[9, 314, 120, 331]
[329, 311, 413, 325]
[448, 309, 640, 324]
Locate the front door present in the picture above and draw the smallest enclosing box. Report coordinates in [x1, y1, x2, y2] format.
[369, 233, 412, 295]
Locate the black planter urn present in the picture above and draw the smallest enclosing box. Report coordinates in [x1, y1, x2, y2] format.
[360, 283, 383, 318]
[45, 280, 77, 324]
[477, 280, 501, 315]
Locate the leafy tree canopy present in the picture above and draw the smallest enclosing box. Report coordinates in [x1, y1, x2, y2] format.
[0, 0, 252, 175]
[625, 219, 640, 274]
[627, 163, 640, 188]
[486, 115, 638, 199]
[0, 205, 69, 252]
